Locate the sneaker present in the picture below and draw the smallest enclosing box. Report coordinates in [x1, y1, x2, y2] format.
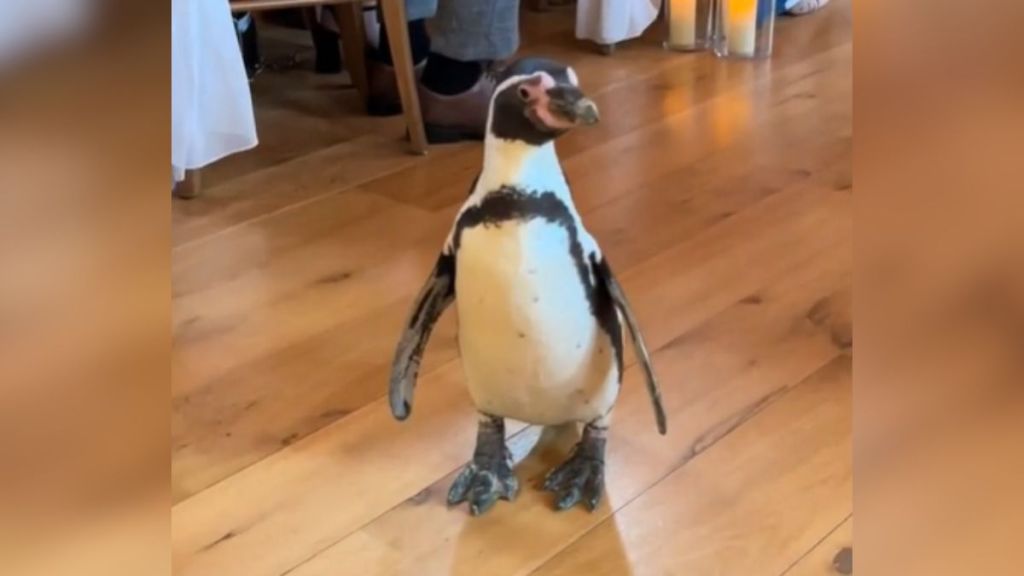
[366, 57, 427, 116]
[418, 69, 497, 144]
[787, 0, 830, 16]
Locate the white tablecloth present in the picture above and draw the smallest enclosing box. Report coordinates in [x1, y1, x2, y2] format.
[576, 0, 661, 46]
[172, 0, 258, 182]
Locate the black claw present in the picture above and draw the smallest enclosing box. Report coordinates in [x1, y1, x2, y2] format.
[448, 460, 517, 516]
[452, 416, 518, 516]
[470, 488, 499, 516]
[501, 475, 520, 500]
[447, 465, 476, 505]
[543, 441, 605, 512]
[584, 468, 604, 510]
[470, 472, 496, 500]
[556, 486, 582, 510]
[543, 467, 566, 492]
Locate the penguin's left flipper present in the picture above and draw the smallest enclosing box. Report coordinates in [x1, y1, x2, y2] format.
[389, 252, 456, 421]
[592, 256, 668, 435]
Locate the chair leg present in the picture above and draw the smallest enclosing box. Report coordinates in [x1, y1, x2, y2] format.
[175, 169, 202, 199]
[380, 0, 428, 154]
[332, 3, 369, 107]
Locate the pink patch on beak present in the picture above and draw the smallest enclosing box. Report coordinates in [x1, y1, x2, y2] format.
[521, 74, 577, 130]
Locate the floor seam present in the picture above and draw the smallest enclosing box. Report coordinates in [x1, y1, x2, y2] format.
[524, 352, 842, 576]
[776, 512, 853, 576]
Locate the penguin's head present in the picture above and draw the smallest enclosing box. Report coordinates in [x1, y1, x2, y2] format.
[487, 57, 600, 146]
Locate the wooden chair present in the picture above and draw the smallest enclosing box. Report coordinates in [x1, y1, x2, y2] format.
[175, 0, 427, 199]
[231, 0, 426, 153]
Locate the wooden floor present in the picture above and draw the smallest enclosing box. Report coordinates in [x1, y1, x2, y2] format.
[172, 3, 852, 575]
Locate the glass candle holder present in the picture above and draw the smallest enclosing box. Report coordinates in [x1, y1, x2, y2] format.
[713, 0, 775, 59]
[664, 0, 715, 52]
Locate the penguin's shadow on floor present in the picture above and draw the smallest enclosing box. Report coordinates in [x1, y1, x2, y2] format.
[449, 424, 634, 576]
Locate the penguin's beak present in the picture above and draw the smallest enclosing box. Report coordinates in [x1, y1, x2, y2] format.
[523, 77, 600, 131]
[548, 85, 600, 127]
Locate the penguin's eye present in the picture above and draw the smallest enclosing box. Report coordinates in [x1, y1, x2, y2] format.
[517, 86, 531, 102]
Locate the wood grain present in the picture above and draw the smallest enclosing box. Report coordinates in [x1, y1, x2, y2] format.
[784, 517, 853, 576]
[533, 357, 851, 576]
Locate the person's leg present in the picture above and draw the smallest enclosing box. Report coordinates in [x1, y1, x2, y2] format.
[374, 0, 519, 94]
[372, 0, 434, 65]
[405, 0, 438, 21]
[366, 0, 435, 116]
[429, 0, 520, 64]
[417, 0, 519, 96]
[369, 0, 522, 143]
[413, 0, 520, 143]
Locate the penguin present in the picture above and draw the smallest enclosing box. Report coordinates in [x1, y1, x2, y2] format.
[389, 57, 666, 516]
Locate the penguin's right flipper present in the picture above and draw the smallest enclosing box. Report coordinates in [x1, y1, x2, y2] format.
[591, 255, 668, 435]
[389, 252, 456, 420]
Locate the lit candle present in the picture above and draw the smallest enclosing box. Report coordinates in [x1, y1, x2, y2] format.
[724, 0, 757, 56]
[668, 0, 698, 48]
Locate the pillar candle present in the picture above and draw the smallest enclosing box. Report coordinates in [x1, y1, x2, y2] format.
[668, 0, 698, 47]
[725, 0, 757, 56]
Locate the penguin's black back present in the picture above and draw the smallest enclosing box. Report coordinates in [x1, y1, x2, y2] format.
[496, 57, 575, 87]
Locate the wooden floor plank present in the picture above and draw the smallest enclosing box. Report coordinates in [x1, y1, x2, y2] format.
[173, 191, 443, 393]
[783, 517, 852, 576]
[531, 356, 852, 576]
[172, 134, 427, 247]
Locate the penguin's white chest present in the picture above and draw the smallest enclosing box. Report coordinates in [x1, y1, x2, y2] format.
[455, 218, 619, 425]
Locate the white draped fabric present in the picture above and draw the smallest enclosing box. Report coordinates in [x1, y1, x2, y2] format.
[575, 0, 661, 46]
[171, 0, 258, 182]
